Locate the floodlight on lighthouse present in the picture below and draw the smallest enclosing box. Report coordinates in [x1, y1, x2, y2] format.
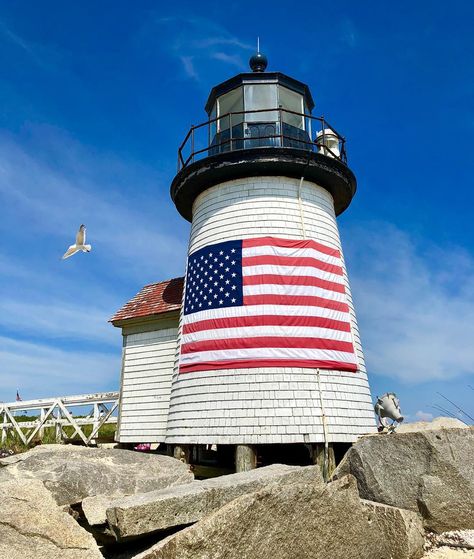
[374, 393, 404, 433]
[316, 129, 341, 159]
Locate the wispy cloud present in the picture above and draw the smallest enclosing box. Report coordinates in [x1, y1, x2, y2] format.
[346, 223, 474, 383]
[0, 128, 187, 282]
[212, 52, 247, 71]
[0, 253, 34, 280]
[191, 36, 251, 51]
[0, 20, 62, 70]
[0, 336, 119, 402]
[138, 16, 252, 81]
[180, 55, 198, 80]
[339, 19, 358, 48]
[0, 298, 117, 346]
[415, 410, 434, 421]
[0, 20, 33, 54]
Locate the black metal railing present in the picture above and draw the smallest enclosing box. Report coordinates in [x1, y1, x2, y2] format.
[177, 107, 347, 171]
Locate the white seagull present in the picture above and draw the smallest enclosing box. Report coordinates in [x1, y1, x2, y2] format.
[62, 224, 92, 259]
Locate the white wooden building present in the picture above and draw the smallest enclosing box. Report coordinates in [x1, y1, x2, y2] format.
[110, 278, 183, 444]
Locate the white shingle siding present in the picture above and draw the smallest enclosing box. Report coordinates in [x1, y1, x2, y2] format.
[166, 176, 376, 444]
[117, 319, 178, 443]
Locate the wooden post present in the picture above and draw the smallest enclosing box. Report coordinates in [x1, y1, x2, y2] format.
[39, 408, 46, 441]
[310, 443, 335, 481]
[235, 445, 257, 472]
[310, 443, 325, 477]
[173, 445, 191, 464]
[1, 410, 7, 445]
[91, 403, 100, 445]
[55, 408, 62, 443]
[327, 444, 336, 478]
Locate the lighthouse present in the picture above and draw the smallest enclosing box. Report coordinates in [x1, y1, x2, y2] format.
[164, 51, 376, 472]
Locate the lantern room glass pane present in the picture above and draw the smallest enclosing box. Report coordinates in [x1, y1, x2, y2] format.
[217, 87, 244, 131]
[244, 84, 278, 122]
[279, 86, 304, 129]
[209, 103, 217, 142]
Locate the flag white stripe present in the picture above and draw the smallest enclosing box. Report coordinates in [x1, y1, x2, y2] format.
[182, 325, 353, 345]
[242, 245, 341, 266]
[180, 347, 358, 365]
[242, 264, 346, 285]
[242, 283, 346, 301]
[182, 303, 352, 325]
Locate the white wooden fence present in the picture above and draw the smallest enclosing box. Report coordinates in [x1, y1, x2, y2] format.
[0, 392, 119, 446]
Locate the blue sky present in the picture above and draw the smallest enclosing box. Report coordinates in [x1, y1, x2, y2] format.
[1, 1, 473, 423]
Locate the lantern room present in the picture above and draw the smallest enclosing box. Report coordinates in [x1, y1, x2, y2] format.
[205, 53, 315, 153]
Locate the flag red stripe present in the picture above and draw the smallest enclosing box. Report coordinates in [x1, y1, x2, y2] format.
[242, 236, 341, 258]
[243, 294, 349, 312]
[181, 336, 354, 355]
[242, 273, 346, 293]
[242, 255, 343, 276]
[182, 314, 352, 335]
[180, 359, 358, 373]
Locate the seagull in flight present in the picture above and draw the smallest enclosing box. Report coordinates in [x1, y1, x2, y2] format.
[62, 224, 92, 260]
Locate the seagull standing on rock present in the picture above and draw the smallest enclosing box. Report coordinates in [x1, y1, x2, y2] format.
[62, 224, 92, 259]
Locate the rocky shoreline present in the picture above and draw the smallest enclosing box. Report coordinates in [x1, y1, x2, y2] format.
[0, 419, 472, 558]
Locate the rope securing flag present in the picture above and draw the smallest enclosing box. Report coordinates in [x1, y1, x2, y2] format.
[179, 236, 358, 373]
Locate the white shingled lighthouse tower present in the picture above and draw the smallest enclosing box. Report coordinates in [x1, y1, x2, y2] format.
[165, 50, 376, 473]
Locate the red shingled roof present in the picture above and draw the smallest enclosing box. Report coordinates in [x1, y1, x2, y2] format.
[110, 277, 184, 324]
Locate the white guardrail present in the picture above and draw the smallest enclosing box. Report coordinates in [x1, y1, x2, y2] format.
[0, 391, 119, 446]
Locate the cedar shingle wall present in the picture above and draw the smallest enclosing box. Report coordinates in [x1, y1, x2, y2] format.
[165, 176, 376, 444]
[117, 321, 179, 442]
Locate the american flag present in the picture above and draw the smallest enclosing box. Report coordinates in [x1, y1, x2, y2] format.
[179, 236, 358, 373]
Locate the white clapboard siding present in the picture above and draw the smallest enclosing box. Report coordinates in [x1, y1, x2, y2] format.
[117, 320, 179, 443]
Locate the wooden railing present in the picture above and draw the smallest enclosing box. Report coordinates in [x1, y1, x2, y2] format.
[0, 391, 119, 446]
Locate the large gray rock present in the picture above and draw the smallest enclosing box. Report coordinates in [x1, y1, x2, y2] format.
[0, 478, 102, 559]
[82, 494, 115, 526]
[131, 475, 423, 559]
[427, 530, 474, 551]
[0, 444, 193, 506]
[423, 550, 474, 558]
[107, 464, 323, 540]
[361, 500, 424, 559]
[333, 426, 474, 532]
